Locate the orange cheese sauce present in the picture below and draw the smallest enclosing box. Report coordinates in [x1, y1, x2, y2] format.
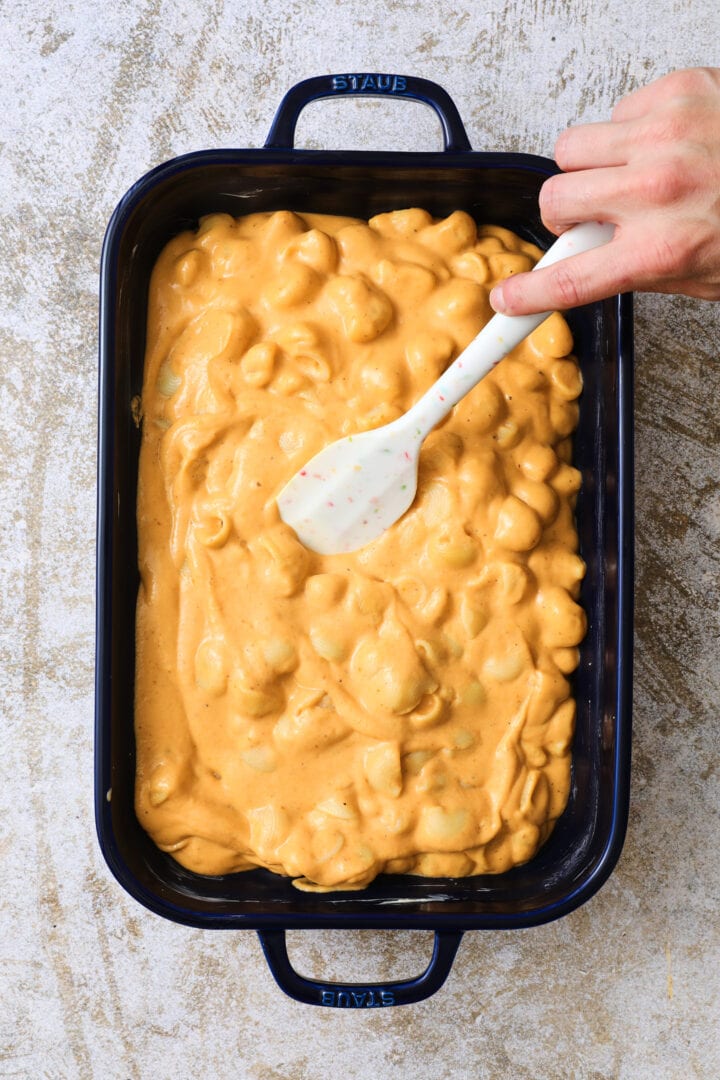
[135, 208, 585, 891]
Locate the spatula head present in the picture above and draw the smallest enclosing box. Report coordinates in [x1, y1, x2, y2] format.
[277, 423, 420, 554]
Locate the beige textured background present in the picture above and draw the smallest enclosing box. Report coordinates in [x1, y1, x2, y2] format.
[2, 1, 719, 1077]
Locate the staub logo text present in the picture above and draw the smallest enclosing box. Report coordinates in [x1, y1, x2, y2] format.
[320, 988, 396, 1007]
[331, 74, 407, 93]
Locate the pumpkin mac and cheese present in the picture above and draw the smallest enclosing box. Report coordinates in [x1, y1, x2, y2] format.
[135, 208, 585, 891]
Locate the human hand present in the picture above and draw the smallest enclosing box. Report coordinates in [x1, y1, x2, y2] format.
[489, 67, 720, 315]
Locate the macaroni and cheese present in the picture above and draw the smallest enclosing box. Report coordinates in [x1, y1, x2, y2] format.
[135, 207, 585, 891]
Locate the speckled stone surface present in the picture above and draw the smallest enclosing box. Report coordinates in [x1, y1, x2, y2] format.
[2, 2, 719, 1077]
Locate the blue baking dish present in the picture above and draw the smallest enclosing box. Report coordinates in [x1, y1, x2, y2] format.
[96, 74, 633, 1007]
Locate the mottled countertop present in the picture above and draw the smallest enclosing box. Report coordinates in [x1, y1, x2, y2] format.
[2, 2, 719, 1077]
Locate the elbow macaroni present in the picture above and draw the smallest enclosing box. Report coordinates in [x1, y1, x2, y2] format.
[135, 208, 586, 891]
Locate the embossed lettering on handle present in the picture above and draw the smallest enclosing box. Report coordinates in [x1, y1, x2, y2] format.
[320, 988, 396, 1008]
[330, 74, 407, 94]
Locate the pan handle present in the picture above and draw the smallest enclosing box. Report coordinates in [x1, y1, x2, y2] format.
[257, 928, 463, 1007]
[264, 73, 472, 152]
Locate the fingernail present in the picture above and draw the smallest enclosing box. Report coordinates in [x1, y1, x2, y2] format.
[489, 284, 506, 313]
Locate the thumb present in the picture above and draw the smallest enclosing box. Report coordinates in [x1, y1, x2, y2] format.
[489, 240, 633, 315]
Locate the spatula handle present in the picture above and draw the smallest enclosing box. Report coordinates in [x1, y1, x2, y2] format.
[404, 221, 615, 437]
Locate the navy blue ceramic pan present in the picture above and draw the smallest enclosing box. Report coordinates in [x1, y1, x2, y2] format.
[96, 74, 633, 1008]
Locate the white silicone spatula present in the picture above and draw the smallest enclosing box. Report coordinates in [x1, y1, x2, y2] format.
[278, 220, 614, 554]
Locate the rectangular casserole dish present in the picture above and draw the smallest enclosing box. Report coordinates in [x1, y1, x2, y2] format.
[96, 74, 633, 1008]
